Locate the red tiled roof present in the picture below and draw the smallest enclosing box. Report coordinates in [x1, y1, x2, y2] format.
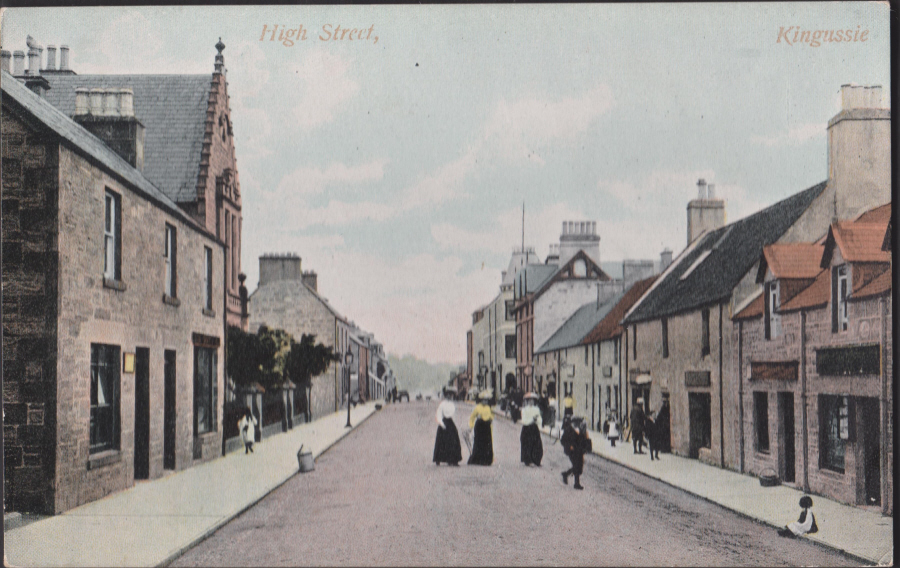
[854, 202, 892, 224]
[779, 268, 830, 312]
[760, 243, 824, 280]
[582, 275, 657, 344]
[734, 292, 764, 320]
[853, 266, 892, 299]
[824, 221, 892, 265]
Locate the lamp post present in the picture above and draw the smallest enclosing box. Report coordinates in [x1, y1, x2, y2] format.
[344, 349, 354, 428]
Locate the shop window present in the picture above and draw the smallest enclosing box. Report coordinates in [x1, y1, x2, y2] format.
[819, 394, 848, 473]
[90, 344, 121, 453]
[194, 347, 218, 435]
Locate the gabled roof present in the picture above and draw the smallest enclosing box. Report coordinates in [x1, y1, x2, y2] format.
[42, 73, 212, 204]
[821, 221, 892, 266]
[1, 70, 208, 236]
[779, 268, 830, 312]
[536, 292, 623, 354]
[757, 243, 825, 282]
[249, 278, 347, 323]
[624, 181, 827, 323]
[582, 276, 657, 343]
[533, 250, 612, 299]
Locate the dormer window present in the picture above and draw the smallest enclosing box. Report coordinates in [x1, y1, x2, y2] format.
[764, 281, 780, 340]
[831, 265, 850, 333]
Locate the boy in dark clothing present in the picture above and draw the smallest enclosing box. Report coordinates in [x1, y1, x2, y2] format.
[561, 418, 592, 490]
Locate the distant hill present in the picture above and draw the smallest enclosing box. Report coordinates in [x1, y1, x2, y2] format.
[388, 354, 462, 396]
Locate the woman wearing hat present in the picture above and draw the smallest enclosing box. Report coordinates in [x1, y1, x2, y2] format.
[519, 393, 543, 466]
[433, 397, 462, 466]
[467, 391, 494, 466]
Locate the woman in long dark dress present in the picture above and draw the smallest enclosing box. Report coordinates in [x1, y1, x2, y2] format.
[520, 393, 543, 466]
[433, 398, 462, 466]
[467, 393, 494, 465]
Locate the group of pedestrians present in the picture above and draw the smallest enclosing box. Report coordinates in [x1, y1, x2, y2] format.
[431, 391, 593, 492]
[432, 391, 549, 469]
[627, 398, 670, 460]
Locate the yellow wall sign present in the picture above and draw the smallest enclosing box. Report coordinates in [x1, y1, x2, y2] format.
[123, 353, 135, 374]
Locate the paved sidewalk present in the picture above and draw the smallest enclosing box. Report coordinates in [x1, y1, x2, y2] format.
[3, 402, 379, 568]
[484, 403, 891, 565]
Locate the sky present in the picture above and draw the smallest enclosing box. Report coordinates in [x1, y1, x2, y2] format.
[1, 4, 891, 365]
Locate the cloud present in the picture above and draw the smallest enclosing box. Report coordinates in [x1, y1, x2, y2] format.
[291, 200, 396, 227]
[287, 49, 359, 128]
[482, 85, 615, 163]
[431, 202, 585, 258]
[275, 160, 387, 197]
[750, 123, 826, 147]
[401, 150, 477, 209]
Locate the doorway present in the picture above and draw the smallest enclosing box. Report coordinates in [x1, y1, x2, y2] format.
[163, 350, 177, 470]
[134, 348, 150, 480]
[778, 392, 796, 483]
[860, 397, 881, 506]
[688, 392, 711, 459]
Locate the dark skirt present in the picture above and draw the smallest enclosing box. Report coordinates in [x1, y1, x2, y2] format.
[433, 418, 462, 465]
[520, 423, 543, 465]
[468, 419, 493, 465]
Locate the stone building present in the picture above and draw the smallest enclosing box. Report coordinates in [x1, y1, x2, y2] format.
[734, 204, 891, 513]
[248, 254, 352, 421]
[2, 70, 226, 514]
[20, 38, 249, 330]
[534, 293, 622, 427]
[621, 84, 890, 471]
[580, 276, 658, 429]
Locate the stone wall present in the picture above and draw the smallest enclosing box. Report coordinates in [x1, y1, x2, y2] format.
[2, 108, 61, 513]
[51, 142, 226, 514]
[249, 279, 338, 420]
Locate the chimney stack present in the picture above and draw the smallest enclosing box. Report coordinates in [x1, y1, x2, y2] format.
[45, 45, 56, 71]
[258, 253, 302, 286]
[687, 178, 725, 245]
[558, 219, 601, 266]
[302, 270, 318, 292]
[59, 45, 70, 71]
[827, 84, 890, 220]
[74, 87, 145, 170]
[659, 248, 673, 272]
[13, 51, 25, 76]
[1, 51, 10, 73]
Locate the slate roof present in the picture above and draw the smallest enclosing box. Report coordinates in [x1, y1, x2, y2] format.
[536, 292, 623, 354]
[758, 243, 825, 281]
[1, 70, 208, 235]
[515, 264, 558, 296]
[581, 276, 657, 343]
[623, 181, 828, 323]
[41, 73, 212, 203]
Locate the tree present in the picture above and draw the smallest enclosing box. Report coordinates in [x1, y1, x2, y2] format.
[284, 334, 339, 422]
[256, 326, 292, 391]
[227, 325, 264, 389]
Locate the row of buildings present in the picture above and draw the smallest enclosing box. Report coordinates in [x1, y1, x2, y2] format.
[463, 84, 892, 514]
[1, 37, 392, 515]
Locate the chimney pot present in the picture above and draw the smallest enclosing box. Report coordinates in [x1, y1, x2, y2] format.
[59, 45, 70, 71]
[118, 88, 134, 117]
[102, 89, 118, 116]
[707, 184, 716, 199]
[13, 51, 25, 76]
[74, 88, 90, 115]
[27, 48, 41, 76]
[1, 50, 11, 73]
[45, 45, 56, 71]
[697, 178, 707, 199]
[88, 88, 104, 115]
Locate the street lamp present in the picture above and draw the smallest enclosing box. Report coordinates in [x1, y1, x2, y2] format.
[344, 349, 354, 428]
